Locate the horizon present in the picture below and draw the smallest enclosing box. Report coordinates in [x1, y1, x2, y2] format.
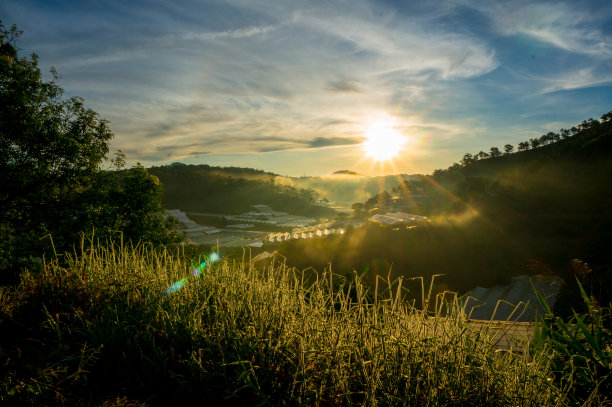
[2, 0, 612, 176]
[152, 153, 418, 178]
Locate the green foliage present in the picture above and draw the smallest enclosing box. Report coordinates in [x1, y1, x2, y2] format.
[0, 24, 181, 281]
[0, 241, 580, 405]
[86, 158, 183, 246]
[351, 202, 365, 218]
[450, 113, 611, 170]
[1, 23, 112, 278]
[463, 116, 609, 165]
[532, 279, 611, 405]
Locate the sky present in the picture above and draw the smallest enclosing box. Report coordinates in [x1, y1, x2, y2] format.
[2, 0, 612, 176]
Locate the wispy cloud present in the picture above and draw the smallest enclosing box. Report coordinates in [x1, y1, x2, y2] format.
[183, 24, 277, 41]
[328, 80, 361, 93]
[2, 0, 611, 175]
[78, 1, 499, 161]
[541, 67, 612, 93]
[481, 1, 612, 57]
[308, 136, 363, 148]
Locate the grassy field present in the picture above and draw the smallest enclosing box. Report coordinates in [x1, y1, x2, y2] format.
[0, 240, 609, 405]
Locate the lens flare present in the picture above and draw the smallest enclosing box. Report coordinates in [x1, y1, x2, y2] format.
[164, 252, 221, 295]
[164, 278, 187, 296]
[192, 260, 207, 276]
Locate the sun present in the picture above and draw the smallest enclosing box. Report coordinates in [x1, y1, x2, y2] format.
[362, 121, 405, 161]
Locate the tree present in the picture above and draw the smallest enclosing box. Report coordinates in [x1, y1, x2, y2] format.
[489, 147, 501, 158]
[87, 161, 181, 245]
[539, 133, 551, 145]
[351, 202, 365, 217]
[560, 128, 571, 139]
[477, 151, 489, 160]
[539, 132, 559, 145]
[504, 144, 514, 154]
[518, 142, 530, 151]
[1, 23, 112, 271]
[0, 24, 180, 280]
[577, 119, 598, 131]
[550, 132, 560, 143]
[461, 153, 475, 166]
[365, 191, 391, 210]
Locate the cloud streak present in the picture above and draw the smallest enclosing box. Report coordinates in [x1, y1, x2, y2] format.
[489, 1, 612, 57]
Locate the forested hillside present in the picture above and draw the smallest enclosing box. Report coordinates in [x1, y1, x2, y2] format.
[148, 164, 336, 218]
[428, 113, 612, 267]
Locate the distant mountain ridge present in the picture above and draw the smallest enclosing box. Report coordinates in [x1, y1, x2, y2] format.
[331, 170, 362, 176]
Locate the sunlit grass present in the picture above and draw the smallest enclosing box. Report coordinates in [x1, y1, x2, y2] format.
[1, 239, 607, 405]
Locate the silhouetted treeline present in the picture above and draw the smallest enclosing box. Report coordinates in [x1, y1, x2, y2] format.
[437, 111, 612, 172]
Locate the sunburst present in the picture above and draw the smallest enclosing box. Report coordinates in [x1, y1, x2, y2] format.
[362, 121, 405, 161]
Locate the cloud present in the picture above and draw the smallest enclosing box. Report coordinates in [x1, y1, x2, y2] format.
[476, 1, 612, 57]
[540, 67, 612, 93]
[17, 0, 500, 165]
[291, 5, 498, 80]
[141, 106, 236, 139]
[153, 143, 210, 159]
[308, 136, 363, 148]
[328, 80, 361, 92]
[183, 24, 277, 41]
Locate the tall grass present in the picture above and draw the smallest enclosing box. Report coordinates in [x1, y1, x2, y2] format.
[0, 239, 604, 405]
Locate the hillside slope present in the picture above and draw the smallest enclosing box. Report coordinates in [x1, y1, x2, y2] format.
[148, 164, 336, 218]
[430, 116, 612, 267]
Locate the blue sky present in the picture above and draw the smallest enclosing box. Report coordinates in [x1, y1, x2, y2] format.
[2, 0, 611, 176]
